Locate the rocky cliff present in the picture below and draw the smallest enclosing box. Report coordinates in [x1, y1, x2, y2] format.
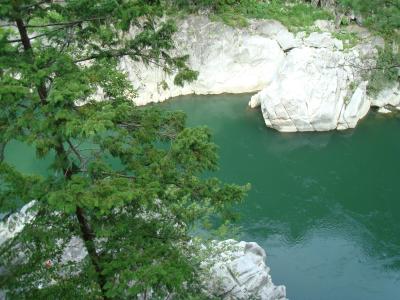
[119, 15, 398, 132]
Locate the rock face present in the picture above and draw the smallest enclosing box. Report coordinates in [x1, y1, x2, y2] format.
[250, 42, 373, 132]
[250, 32, 382, 132]
[369, 83, 400, 113]
[0, 201, 36, 246]
[0, 202, 286, 300]
[119, 15, 387, 132]
[203, 240, 286, 300]
[121, 16, 285, 105]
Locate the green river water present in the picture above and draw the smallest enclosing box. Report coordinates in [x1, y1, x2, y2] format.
[4, 94, 400, 299]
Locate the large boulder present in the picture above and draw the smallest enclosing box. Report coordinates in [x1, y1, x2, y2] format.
[250, 29, 380, 132]
[202, 240, 286, 300]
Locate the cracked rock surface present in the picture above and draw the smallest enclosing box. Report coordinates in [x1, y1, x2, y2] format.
[202, 240, 286, 300]
[118, 15, 387, 132]
[121, 16, 285, 106]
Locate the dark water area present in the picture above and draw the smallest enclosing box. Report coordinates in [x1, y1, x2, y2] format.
[4, 93, 400, 299]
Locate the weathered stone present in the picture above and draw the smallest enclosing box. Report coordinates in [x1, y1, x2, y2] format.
[250, 19, 301, 51]
[0, 201, 37, 246]
[370, 83, 400, 109]
[97, 15, 386, 132]
[314, 19, 336, 32]
[303, 32, 343, 50]
[253, 34, 380, 132]
[121, 16, 285, 106]
[337, 81, 370, 130]
[202, 240, 286, 300]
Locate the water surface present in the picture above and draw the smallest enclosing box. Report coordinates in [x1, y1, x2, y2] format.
[4, 93, 400, 299]
[160, 94, 400, 300]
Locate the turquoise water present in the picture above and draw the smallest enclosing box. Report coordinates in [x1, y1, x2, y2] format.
[4, 93, 400, 299]
[160, 94, 400, 300]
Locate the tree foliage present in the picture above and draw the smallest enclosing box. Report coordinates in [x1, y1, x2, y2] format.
[0, 1, 247, 299]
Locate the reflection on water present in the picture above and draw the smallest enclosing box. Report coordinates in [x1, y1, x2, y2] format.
[4, 94, 400, 299]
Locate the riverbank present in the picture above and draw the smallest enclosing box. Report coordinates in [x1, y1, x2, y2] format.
[112, 14, 398, 132]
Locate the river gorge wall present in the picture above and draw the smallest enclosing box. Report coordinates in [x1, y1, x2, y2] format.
[119, 15, 399, 132]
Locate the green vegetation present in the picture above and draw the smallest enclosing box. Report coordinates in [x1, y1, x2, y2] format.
[169, 0, 333, 30]
[339, 0, 400, 37]
[0, 1, 247, 299]
[332, 31, 360, 49]
[367, 47, 400, 95]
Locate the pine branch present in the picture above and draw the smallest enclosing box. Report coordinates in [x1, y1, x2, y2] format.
[6, 27, 64, 43]
[24, 17, 107, 28]
[67, 139, 84, 164]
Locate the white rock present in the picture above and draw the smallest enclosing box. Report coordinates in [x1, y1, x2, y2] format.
[313, 19, 335, 32]
[250, 19, 301, 51]
[370, 83, 400, 108]
[337, 81, 370, 129]
[254, 31, 379, 132]
[61, 236, 88, 264]
[257, 47, 350, 132]
[0, 201, 37, 246]
[122, 16, 285, 106]
[91, 15, 385, 133]
[249, 92, 261, 108]
[203, 240, 286, 300]
[303, 32, 343, 50]
[377, 107, 393, 114]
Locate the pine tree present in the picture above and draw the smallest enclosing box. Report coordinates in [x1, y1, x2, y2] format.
[0, 1, 247, 298]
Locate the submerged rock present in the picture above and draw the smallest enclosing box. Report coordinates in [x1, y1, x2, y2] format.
[377, 107, 393, 114]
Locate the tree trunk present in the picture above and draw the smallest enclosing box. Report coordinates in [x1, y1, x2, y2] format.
[15, 18, 48, 104]
[55, 143, 110, 299]
[14, 15, 109, 300]
[0, 142, 5, 162]
[76, 206, 110, 299]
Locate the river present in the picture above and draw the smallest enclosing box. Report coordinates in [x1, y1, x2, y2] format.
[4, 93, 400, 299]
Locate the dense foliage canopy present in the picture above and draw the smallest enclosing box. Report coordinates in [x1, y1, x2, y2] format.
[0, 1, 247, 299]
